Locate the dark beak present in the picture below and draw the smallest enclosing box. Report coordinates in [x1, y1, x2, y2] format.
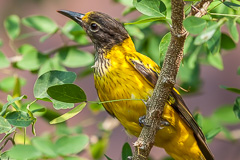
[57, 10, 85, 25]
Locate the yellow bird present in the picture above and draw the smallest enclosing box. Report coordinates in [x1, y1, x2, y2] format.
[58, 10, 214, 160]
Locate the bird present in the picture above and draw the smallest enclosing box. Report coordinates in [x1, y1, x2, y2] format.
[58, 10, 214, 160]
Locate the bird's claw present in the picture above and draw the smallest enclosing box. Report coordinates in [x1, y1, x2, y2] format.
[159, 120, 170, 130]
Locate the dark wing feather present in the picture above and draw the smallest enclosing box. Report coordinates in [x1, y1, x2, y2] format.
[171, 90, 214, 160]
[126, 54, 214, 160]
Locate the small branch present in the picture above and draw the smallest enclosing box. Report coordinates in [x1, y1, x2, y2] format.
[132, 0, 213, 159]
[189, 0, 213, 17]
[132, 0, 187, 158]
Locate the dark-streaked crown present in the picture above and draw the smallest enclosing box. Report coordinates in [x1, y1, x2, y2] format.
[58, 10, 129, 51]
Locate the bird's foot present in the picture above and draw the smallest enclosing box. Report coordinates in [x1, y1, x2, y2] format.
[159, 119, 170, 129]
[139, 115, 149, 127]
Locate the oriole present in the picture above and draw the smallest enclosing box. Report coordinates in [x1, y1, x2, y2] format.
[58, 10, 214, 160]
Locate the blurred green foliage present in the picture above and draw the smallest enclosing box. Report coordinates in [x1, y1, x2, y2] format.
[0, 0, 240, 159]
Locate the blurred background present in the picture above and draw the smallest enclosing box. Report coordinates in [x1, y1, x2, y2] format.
[0, 0, 240, 159]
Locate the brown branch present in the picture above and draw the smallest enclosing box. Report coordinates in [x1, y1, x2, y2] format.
[132, 0, 213, 159]
[190, 0, 213, 17]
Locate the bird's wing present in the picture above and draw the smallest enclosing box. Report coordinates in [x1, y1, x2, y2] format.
[126, 53, 160, 87]
[126, 53, 214, 160]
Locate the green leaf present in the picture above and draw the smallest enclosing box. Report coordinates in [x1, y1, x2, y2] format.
[178, 63, 201, 93]
[34, 70, 76, 99]
[51, 99, 74, 110]
[125, 25, 144, 39]
[233, 97, 240, 119]
[47, 84, 86, 103]
[32, 136, 58, 158]
[0, 116, 12, 134]
[122, 142, 132, 160]
[227, 18, 239, 43]
[4, 15, 20, 40]
[34, 71, 76, 110]
[212, 105, 240, 124]
[17, 44, 37, 55]
[194, 22, 219, 45]
[114, 0, 133, 7]
[0, 38, 3, 47]
[22, 15, 58, 33]
[206, 28, 221, 55]
[7, 145, 42, 159]
[0, 51, 10, 69]
[237, 66, 240, 75]
[62, 20, 89, 44]
[207, 52, 223, 70]
[89, 103, 104, 113]
[125, 17, 166, 25]
[159, 32, 171, 63]
[223, 1, 240, 9]
[205, 127, 222, 141]
[5, 111, 33, 127]
[221, 33, 236, 50]
[0, 76, 26, 93]
[55, 135, 89, 156]
[38, 55, 66, 76]
[0, 127, 16, 145]
[16, 51, 48, 71]
[0, 95, 27, 116]
[187, 46, 201, 69]
[50, 102, 86, 124]
[64, 157, 86, 160]
[133, 0, 166, 17]
[194, 113, 203, 129]
[105, 154, 113, 160]
[220, 85, 240, 94]
[58, 47, 94, 68]
[183, 16, 206, 34]
[90, 137, 109, 159]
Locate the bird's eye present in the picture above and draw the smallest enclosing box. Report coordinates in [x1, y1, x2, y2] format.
[90, 23, 99, 32]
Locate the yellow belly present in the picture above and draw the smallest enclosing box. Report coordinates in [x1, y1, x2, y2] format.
[94, 53, 204, 160]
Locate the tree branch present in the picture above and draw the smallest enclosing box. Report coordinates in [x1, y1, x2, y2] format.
[132, 0, 213, 159]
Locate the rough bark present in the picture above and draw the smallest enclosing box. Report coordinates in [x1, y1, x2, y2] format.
[132, 0, 213, 159]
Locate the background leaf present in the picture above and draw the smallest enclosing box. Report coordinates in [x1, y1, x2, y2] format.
[221, 33, 236, 50]
[22, 15, 58, 33]
[4, 15, 20, 40]
[220, 85, 240, 94]
[0, 51, 10, 69]
[0, 76, 26, 92]
[0, 116, 12, 134]
[16, 51, 48, 71]
[32, 136, 58, 158]
[183, 16, 206, 34]
[55, 135, 89, 156]
[7, 145, 42, 159]
[233, 97, 240, 119]
[58, 47, 94, 68]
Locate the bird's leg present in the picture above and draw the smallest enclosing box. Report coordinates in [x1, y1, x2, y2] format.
[139, 115, 170, 129]
[139, 115, 148, 127]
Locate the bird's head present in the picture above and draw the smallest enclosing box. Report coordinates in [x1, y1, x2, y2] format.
[58, 10, 129, 52]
